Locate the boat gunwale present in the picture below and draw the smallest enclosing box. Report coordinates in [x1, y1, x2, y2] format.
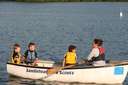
[7, 62, 128, 70]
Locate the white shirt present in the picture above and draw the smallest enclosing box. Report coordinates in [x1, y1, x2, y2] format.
[87, 48, 106, 66]
[87, 48, 99, 60]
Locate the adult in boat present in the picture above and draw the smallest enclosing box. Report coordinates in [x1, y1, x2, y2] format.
[63, 45, 77, 67]
[87, 38, 106, 66]
[24, 42, 39, 65]
[11, 43, 22, 64]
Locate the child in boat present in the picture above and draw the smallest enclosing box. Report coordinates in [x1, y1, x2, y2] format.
[11, 43, 22, 64]
[63, 45, 77, 67]
[87, 38, 106, 66]
[24, 42, 39, 65]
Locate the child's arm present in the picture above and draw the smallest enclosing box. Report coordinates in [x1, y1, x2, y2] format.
[24, 50, 28, 59]
[75, 55, 77, 64]
[87, 48, 99, 61]
[62, 58, 65, 67]
[35, 51, 38, 58]
[11, 57, 14, 63]
[62, 54, 66, 67]
[21, 56, 25, 63]
[10, 52, 15, 63]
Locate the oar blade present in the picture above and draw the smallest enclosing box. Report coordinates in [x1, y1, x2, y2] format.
[47, 67, 61, 75]
[47, 65, 75, 75]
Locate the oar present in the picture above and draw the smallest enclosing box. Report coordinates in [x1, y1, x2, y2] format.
[47, 57, 92, 75]
[47, 57, 88, 75]
[47, 65, 75, 75]
[40, 65, 76, 80]
[109, 60, 128, 66]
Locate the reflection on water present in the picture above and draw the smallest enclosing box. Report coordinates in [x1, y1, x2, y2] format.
[7, 76, 123, 85]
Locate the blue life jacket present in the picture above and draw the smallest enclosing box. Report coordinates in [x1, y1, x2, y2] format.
[24, 50, 38, 63]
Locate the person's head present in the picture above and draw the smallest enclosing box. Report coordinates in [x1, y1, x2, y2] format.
[92, 38, 103, 48]
[13, 43, 21, 53]
[28, 42, 36, 52]
[68, 45, 76, 53]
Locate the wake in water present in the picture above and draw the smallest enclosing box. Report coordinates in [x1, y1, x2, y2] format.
[7, 76, 99, 85]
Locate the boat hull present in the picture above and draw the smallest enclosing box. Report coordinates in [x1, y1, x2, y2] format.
[7, 63, 128, 84]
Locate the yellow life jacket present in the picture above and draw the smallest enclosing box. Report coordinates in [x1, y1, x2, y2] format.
[11, 52, 21, 64]
[65, 52, 76, 65]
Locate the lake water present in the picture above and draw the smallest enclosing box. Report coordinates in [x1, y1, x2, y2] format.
[0, 2, 128, 85]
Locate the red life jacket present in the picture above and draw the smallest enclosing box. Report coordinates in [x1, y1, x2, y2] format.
[99, 47, 105, 55]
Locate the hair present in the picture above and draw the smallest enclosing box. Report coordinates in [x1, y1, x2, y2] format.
[13, 43, 20, 54]
[14, 43, 20, 49]
[28, 42, 36, 47]
[93, 38, 103, 46]
[68, 45, 76, 52]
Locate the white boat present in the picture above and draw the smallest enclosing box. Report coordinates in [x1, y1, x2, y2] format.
[7, 61, 128, 84]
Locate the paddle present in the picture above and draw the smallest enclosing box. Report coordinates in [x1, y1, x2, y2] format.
[46, 57, 92, 75]
[47, 56, 92, 75]
[109, 60, 128, 66]
[47, 56, 128, 75]
[47, 65, 75, 75]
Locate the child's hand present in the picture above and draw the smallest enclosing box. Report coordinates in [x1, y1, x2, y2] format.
[21, 56, 25, 62]
[35, 58, 39, 60]
[34, 58, 40, 64]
